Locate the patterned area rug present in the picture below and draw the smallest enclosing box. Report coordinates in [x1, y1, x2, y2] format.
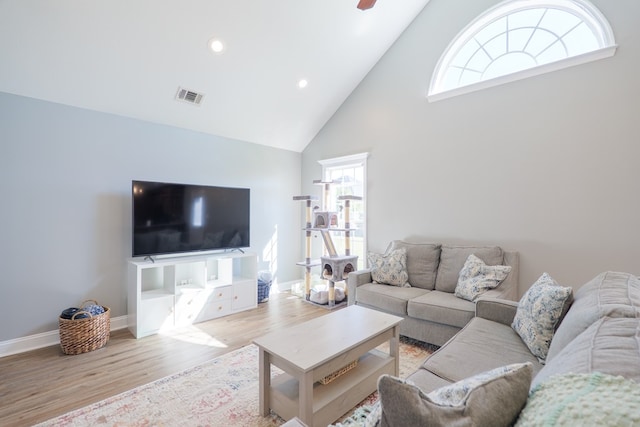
[37, 337, 436, 427]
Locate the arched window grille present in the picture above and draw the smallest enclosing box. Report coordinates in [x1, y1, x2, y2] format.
[428, 0, 616, 102]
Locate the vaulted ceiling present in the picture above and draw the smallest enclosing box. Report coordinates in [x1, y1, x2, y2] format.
[0, 0, 430, 152]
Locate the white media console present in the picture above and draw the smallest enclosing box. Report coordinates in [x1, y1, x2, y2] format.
[127, 251, 258, 338]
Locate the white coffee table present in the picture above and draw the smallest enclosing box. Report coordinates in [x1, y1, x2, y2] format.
[253, 305, 403, 427]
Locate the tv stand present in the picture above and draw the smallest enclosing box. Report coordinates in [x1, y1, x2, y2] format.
[127, 251, 258, 338]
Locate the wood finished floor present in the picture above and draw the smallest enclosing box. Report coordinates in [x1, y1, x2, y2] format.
[0, 291, 330, 427]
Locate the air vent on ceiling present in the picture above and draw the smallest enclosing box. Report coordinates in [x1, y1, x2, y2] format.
[175, 87, 204, 105]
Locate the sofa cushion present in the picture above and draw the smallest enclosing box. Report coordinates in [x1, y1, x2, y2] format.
[368, 248, 409, 287]
[546, 271, 640, 361]
[403, 368, 454, 394]
[388, 241, 441, 290]
[355, 283, 429, 316]
[512, 273, 573, 363]
[531, 316, 640, 389]
[455, 254, 512, 301]
[435, 245, 503, 293]
[378, 363, 532, 427]
[517, 372, 640, 426]
[407, 291, 475, 329]
[419, 317, 543, 384]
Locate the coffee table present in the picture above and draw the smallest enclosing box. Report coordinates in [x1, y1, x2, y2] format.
[252, 305, 403, 427]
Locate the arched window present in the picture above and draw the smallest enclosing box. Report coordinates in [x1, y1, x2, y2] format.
[428, 0, 616, 102]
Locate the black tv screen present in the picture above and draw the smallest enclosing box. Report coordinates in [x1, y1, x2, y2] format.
[132, 181, 250, 257]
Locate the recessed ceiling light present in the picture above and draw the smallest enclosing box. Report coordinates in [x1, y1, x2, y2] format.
[297, 79, 308, 89]
[209, 38, 225, 54]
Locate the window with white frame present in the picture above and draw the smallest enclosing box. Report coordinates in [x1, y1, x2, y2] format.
[428, 0, 616, 102]
[318, 153, 368, 268]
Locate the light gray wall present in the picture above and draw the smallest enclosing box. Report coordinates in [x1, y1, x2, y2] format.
[302, 0, 640, 295]
[0, 92, 301, 341]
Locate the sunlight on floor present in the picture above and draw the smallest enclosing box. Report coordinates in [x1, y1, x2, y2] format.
[158, 325, 229, 348]
[289, 279, 347, 299]
[262, 224, 278, 285]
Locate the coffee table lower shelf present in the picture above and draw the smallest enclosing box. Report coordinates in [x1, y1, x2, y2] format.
[269, 349, 393, 427]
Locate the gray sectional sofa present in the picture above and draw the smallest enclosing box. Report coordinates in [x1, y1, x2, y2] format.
[347, 241, 519, 346]
[377, 271, 640, 426]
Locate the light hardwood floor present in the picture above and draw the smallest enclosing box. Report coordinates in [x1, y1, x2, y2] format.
[0, 291, 330, 427]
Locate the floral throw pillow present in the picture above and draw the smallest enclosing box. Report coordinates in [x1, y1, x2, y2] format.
[454, 254, 512, 301]
[512, 273, 573, 363]
[368, 248, 409, 287]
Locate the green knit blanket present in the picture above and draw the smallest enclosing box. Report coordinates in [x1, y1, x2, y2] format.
[516, 372, 640, 426]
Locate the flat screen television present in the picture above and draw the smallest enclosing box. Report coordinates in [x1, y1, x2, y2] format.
[132, 180, 250, 257]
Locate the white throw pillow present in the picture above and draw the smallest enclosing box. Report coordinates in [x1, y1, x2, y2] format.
[368, 248, 409, 287]
[455, 254, 512, 301]
[512, 273, 573, 363]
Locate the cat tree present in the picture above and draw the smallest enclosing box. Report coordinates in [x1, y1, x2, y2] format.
[293, 180, 362, 308]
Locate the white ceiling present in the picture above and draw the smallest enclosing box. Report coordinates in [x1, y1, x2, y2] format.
[0, 0, 430, 152]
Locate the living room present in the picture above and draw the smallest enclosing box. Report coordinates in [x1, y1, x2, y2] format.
[1, 0, 639, 425]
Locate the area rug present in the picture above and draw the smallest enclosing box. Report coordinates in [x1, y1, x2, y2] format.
[37, 337, 436, 427]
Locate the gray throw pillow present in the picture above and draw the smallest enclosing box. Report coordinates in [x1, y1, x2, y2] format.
[378, 362, 533, 427]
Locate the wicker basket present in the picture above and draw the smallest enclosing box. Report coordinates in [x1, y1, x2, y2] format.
[59, 300, 110, 355]
[319, 359, 358, 385]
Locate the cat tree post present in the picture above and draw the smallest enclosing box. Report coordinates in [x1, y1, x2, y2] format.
[293, 195, 319, 301]
[337, 195, 361, 256]
[337, 195, 361, 297]
[304, 199, 312, 300]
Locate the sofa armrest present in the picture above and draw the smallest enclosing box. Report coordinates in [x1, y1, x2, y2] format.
[475, 297, 519, 326]
[347, 269, 372, 306]
[483, 250, 519, 301]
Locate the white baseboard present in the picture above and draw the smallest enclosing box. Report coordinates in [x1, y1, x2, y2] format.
[0, 283, 314, 358]
[0, 315, 129, 358]
[274, 279, 298, 292]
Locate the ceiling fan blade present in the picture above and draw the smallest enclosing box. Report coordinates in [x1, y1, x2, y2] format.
[357, 0, 377, 10]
